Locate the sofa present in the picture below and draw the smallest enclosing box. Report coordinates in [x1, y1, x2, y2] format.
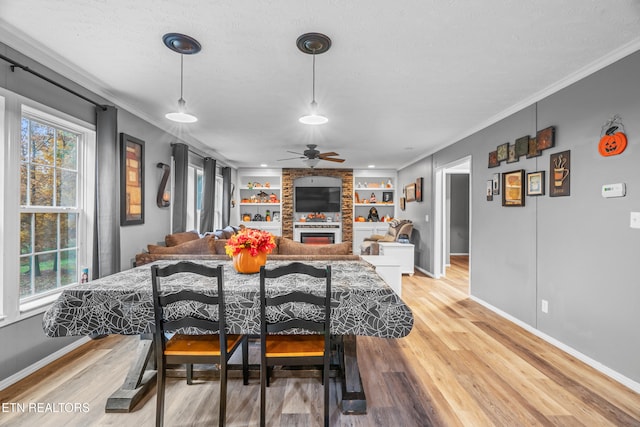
[359, 219, 413, 255]
[135, 228, 358, 266]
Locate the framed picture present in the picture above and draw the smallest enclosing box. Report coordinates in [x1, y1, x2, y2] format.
[405, 183, 416, 202]
[526, 137, 541, 158]
[488, 150, 499, 168]
[496, 142, 509, 162]
[515, 135, 529, 157]
[502, 169, 525, 207]
[382, 191, 393, 203]
[550, 150, 570, 197]
[400, 196, 406, 211]
[526, 171, 545, 196]
[492, 173, 500, 195]
[486, 180, 493, 201]
[120, 133, 145, 225]
[506, 144, 518, 163]
[537, 126, 555, 151]
[415, 177, 423, 202]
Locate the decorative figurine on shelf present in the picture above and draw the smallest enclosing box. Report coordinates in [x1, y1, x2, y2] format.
[367, 207, 380, 222]
[269, 193, 278, 203]
[387, 179, 392, 188]
[355, 192, 361, 203]
[265, 210, 271, 222]
[247, 182, 253, 189]
[369, 193, 377, 203]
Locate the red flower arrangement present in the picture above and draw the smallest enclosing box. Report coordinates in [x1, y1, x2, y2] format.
[225, 228, 276, 257]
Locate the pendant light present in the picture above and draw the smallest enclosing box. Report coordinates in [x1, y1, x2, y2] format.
[297, 33, 331, 125]
[163, 33, 201, 124]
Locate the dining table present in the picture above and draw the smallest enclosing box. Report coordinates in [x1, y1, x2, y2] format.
[43, 259, 414, 414]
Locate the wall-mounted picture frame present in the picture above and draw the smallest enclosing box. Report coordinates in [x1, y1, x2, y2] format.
[515, 135, 530, 157]
[526, 171, 545, 196]
[492, 173, 500, 195]
[502, 169, 525, 207]
[415, 177, 423, 202]
[382, 191, 393, 203]
[488, 150, 499, 168]
[526, 136, 541, 158]
[550, 150, 570, 197]
[497, 142, 509, 162]
[506, 144, 518, 163]
[537, 126, 555, 151]
[120, 133, 145, 225]
[400, 196, 406, 211]
[405, 183, 416, 202]
[486, 180, 493, 201]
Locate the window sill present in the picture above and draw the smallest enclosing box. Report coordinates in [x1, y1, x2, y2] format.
[20, 292, 61, 315]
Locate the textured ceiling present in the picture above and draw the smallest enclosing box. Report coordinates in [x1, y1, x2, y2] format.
[1, 0, 639, 169]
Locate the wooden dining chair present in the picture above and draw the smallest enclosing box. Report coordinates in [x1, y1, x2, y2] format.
[151, 261, 248, 427]
[259, 262, 332, 427]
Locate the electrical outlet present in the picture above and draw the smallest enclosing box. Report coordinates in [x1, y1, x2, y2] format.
[541, 300, 549, 314]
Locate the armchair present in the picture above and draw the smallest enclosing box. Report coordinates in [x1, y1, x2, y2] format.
[360, 219, 413, 255]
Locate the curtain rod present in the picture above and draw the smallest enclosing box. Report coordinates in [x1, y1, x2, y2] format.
[0, 52, 109, 111]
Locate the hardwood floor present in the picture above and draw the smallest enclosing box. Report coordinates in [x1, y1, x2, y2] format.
[1, 256, 639, 426]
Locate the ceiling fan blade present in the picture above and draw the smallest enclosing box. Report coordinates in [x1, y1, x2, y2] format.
[321, 157, 345, 163]
[318, 152, 339, 158]
[277, 156, 305, 161]
[286, 150, 304, 155]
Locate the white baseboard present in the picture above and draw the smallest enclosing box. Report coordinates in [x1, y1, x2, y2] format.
[414, 265, 435, 278]
[469, 295, 640, 394]
[0, 336, 91, 391]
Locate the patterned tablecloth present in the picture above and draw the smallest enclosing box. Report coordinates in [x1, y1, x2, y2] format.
[43, 259, 413, 339]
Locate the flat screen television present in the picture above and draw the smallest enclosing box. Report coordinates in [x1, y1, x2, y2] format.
[295, 186, 341, 212]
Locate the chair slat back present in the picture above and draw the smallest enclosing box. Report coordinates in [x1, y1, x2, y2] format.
[151, 262, 227, 349]
[260, 262, 331, 336]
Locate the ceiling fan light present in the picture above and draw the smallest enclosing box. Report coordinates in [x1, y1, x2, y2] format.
[303, 158, 320, 168]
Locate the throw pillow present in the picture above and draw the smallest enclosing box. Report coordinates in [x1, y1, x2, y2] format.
[165, 231, 200, 247]
[278, 237, 352, 256]
[149, 236, 213, 255]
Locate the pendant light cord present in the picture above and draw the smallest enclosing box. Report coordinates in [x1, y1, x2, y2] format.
[180, 54, 185, 100]
[312, 50, 316, 103]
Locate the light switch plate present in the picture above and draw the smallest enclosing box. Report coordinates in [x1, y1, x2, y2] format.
[631, 212, 640, 229]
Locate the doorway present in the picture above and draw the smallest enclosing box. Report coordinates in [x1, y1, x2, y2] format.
[434, 156, 471, 293]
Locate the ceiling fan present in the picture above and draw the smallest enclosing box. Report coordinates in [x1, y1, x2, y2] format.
[279, 144, 345, 166]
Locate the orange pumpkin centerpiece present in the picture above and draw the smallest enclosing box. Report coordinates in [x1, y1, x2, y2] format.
[225, 228, 276, 274]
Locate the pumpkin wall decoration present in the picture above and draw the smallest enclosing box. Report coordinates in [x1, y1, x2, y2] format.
[598, 114, 628, 157]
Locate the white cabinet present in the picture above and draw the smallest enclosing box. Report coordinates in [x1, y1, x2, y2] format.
[352, 223, 390, 254]
[237, 168, 282, 235]
[361, 255, 402, 296]
[378, 242, 414, 275]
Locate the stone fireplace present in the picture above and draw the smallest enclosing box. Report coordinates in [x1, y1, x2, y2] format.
[281, 168, 353, 243]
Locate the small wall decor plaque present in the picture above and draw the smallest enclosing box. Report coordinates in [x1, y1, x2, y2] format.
[550, 150, 570, 197]
[526, 171, 545, 196]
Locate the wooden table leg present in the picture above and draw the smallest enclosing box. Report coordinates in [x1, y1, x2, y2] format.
[339, 335, 367, 414]
[105, 335, 156, 413]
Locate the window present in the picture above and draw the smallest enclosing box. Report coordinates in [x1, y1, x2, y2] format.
[1, 92, 95, 323]
[20, 115, 81, 300]
[186, 165, 203, 232]
[214, 174, 224, 230]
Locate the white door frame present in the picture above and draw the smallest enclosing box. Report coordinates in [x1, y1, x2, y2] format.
[433, 156, 471, 279]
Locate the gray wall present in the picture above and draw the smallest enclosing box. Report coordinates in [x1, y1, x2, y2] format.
[398, 159, 433, 272]
[402, 51, 640, 384]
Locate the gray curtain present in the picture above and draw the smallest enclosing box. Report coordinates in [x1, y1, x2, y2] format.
[199, 157, 217, 232]
[93, 105, 120, 278]
[172, 143, 189, 233]
[222, 166, 232, 227]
